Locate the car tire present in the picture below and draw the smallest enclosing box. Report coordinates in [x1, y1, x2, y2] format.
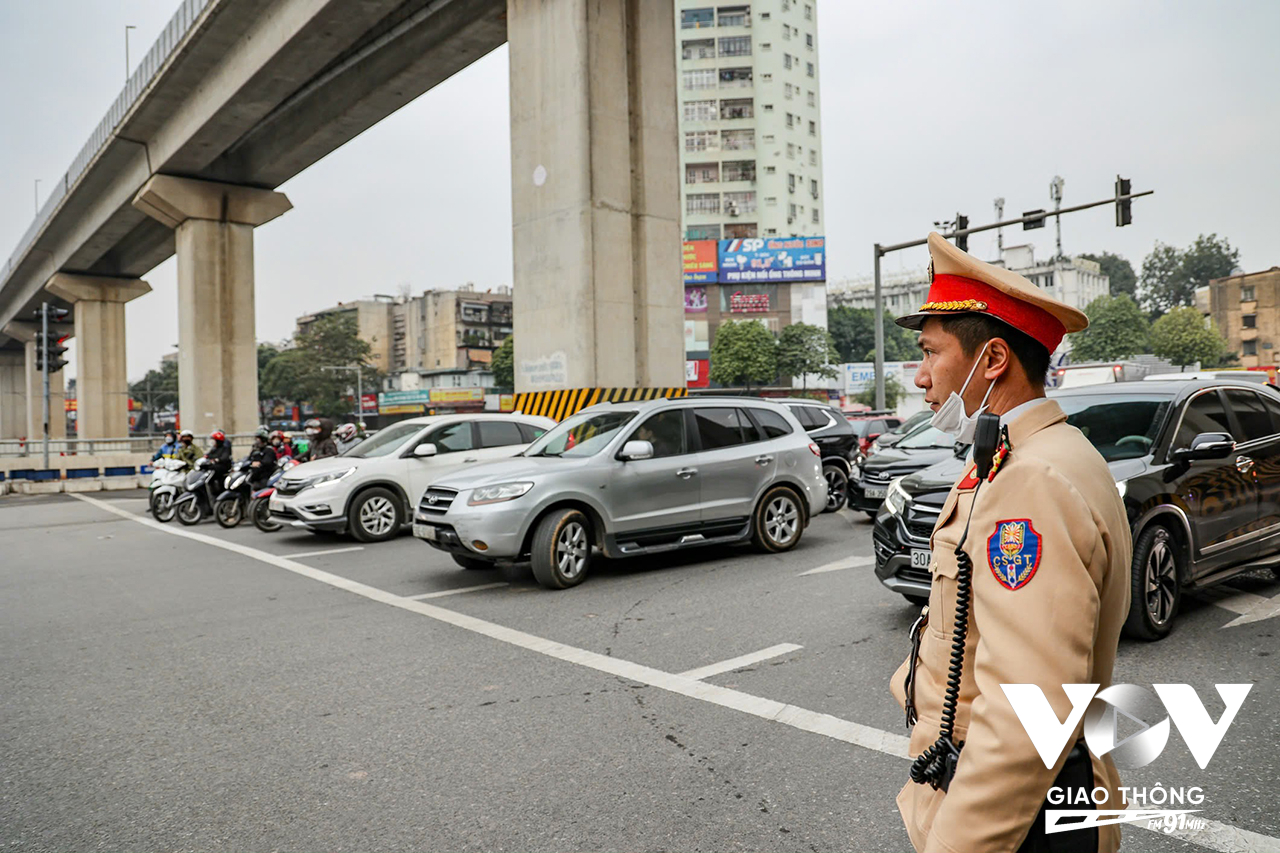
[1123, 524, 1182, 641]
[176, 499, 202, 526]
[904, 594, 929, 607]
[453, 554, 495, 571]
[822, 464, 848, 513]
[347, 488, 402, 543]
[752, 486, 805, 553]
[530, 509, 592, 589]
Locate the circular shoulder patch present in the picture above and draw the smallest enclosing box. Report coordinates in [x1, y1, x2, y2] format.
[987, 519, 1042, 590]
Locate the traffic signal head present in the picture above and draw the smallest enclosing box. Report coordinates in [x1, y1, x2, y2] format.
[35, 332, 70, 373]
[1115, 176, 1132, 227]
[955, 214, 970, 253]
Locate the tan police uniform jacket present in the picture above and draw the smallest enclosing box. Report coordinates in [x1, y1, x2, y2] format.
[890, 400, 1132, 853]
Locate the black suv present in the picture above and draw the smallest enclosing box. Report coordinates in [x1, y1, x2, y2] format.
[773, 398, 860, 513]
[872, 379, 1280, 639]
[851, 424, 961, 517]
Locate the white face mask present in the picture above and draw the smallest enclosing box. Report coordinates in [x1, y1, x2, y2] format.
[930, 341, 997, 444]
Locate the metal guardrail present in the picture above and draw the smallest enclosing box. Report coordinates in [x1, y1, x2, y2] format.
[0, 431, 258, 459]
[3, 0, 213, 287]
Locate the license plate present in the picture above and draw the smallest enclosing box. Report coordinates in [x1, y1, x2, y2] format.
[413, 523, 438, 542]
[911, 549, 932, 570]
[865, 486, 887, 499]
[269, 497, 283, 512]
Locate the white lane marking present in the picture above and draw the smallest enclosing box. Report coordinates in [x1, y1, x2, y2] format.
[286, 546, 365, 560]
[67, 493, 1278, 853]
[798, 555, 876, 576]
[406, 583, 509, 600]
[1191, 583, 1280, 628]
[679, 643, 803, 680]
[1222, 591, 1280, 628]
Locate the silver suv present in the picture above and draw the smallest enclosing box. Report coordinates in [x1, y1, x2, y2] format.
[411, 397, 827, 588]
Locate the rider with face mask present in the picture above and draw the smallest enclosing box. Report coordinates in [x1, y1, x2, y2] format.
[888, 233, 1132, 853]
[304, 418, 339, 461]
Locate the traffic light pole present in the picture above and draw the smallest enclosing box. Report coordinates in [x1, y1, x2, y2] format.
[870, 188, 1152, 410]
[41, 302, 50, 469]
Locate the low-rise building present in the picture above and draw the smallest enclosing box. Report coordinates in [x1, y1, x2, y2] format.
[1205, 267, 1280, 368]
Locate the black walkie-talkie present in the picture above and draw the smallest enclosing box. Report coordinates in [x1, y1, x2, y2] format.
[909, 411, 1003, 791]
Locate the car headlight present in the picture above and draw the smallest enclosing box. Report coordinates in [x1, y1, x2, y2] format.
[467, 482, 534, 506]
[305, 467, 357, 490]
[885, 476, 910, 517]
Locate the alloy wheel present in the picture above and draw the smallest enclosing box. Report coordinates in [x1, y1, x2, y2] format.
[1145, 529, 1178, 627]
[765, 495, 800, 545]
[360, 496, 397, 536]
[556, 521, 588, 580]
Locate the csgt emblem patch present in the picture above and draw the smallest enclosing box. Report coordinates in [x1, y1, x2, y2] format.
[987, 519, 1042, 590]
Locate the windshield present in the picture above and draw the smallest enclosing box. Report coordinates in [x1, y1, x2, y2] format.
[891, 411, 931, 435]
[1054, 393, 1172, 461]
[344, 422, 424, 458]
[523, 409, 638, 457]
[897, 423, 955, 450]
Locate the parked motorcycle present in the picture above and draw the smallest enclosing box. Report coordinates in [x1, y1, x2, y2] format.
[213, 458, 253, 528]
[148, 457, 188, 523]
[249, 458, 298, 533]
[174, 459, 223, 526]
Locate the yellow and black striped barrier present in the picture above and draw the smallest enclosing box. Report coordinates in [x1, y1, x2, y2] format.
[514, 387, 688, 421]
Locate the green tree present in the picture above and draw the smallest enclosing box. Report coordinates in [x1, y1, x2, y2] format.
[259, 313, 377, 417]
[709, 319, 777, 389]
[775, 322, 839, 389]
[1150, 307, 1228, 369]
[1180, 233, 1239, 294]
[1078, 252, 1138, 300]
[129, 358, 179, 412]
[491, 335, 514, 389]
[1139, 234, 1240, 318]
[827, 306, 917, 362]
[854, 373, 905, 409]
[1069, 295, 1150, 362]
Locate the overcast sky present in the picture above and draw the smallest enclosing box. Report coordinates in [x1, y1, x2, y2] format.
[2, 0, 1278, 381]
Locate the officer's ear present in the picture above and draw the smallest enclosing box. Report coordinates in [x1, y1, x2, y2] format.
[983, 337, 1014, 382]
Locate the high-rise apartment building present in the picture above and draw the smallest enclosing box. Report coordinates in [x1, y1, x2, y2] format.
[675, 0, 824, 243]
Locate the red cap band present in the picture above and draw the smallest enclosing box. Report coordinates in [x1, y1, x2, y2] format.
[922, 274, 1065, 352]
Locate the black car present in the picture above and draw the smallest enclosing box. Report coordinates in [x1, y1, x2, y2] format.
[773, 398, 859, 513]
[872, 379, 1280, 639]
[867, 409, 933, 455]
[851, 423, 961, 517]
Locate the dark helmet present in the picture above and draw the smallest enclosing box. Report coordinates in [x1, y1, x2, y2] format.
[254, 427, 270, 443]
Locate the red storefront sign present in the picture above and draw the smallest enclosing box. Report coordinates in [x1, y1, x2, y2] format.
[728, 290, 770, 313]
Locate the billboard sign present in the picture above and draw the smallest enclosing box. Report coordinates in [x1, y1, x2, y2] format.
[719, 236, 826, 283]
[684, 285, 708, 312]
[686, 359, 710, 388]
[683, 240, 719, 283]
[429, 387, 485, 404]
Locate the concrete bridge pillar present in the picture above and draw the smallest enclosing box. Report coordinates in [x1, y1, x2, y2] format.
[44, 274, 151, 439]
[0, 351, 26, 440]
[2, 321, 69, 441]
[507, 0, 684, 394]
[132, 175, 291, 436]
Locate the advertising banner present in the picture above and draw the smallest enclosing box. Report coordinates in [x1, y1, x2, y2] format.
[843, 361, 921, 395]
[686, 359, 710, 389]
[719, 236, 826, 283]
[720, 284, 777, 314]
[682, 240, 719, 283]
[429, 387, 485, 404]
[360, 393, 379, 414]
[380, 404, 426, 415]
[684, 285, 708, 313]
[684, 319, 709, 352]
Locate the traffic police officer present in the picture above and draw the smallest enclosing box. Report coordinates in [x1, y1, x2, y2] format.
[889, 233, 1132, 853]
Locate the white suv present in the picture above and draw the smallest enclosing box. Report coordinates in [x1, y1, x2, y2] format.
[269, 413, 554, 541]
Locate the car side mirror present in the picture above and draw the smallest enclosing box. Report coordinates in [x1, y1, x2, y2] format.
[1172, 432, 1235, 462]
[619, 440, 654, 461]
[413, 443, 438, 458]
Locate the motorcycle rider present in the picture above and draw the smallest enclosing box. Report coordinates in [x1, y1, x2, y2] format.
[269, 430, 292, 458]
[304, 417, 340, 460]
[248, 428, 279, 488]
[152, 430, 178, 462]
[334, 422, 359, 453]
[204, 430, 234, 485]
[174, 429, 202, 469]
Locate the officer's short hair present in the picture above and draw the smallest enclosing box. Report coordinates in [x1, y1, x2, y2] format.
[936, 314, 1051, 386]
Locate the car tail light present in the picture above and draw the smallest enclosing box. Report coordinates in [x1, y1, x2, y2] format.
[808, 442, 821, 456]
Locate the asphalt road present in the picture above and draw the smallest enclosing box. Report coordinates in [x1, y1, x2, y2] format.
[1, 489, 1277, 852]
